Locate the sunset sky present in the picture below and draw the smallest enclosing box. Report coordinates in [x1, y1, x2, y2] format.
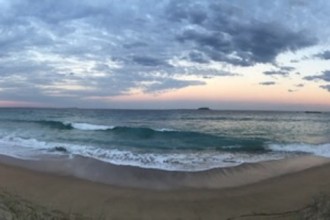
[1, 0, 330, 110]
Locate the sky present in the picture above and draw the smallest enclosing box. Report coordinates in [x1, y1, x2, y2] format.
[1, 0, 330, 110]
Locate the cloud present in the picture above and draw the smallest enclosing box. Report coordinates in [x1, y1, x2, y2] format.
[286, 82, 304, 93]
[320, 84, 330, 92]
[123, 42, 148, 49]
[304, 70, 330, 82]
[290, 59, 300, 63]
[315, 50, 330, 60]
[295, 83, 304, 87]
[173, 1, 317, 66]
[263, 70, 290, 76]
[185, 51, 210, 64]
[131, 56, 172, 67]
[259, 81, 276, 86]
[279, 66, 295, 72]
[165, 0, 208, 25]
[263, 66, 295, 76]
[0, 0, 328, 107]
[143, 79, 205, 93]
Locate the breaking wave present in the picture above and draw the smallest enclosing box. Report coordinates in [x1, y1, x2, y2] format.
[0, 135, 329, 171]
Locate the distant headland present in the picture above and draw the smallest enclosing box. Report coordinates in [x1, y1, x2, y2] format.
[304, 111, 322, 114]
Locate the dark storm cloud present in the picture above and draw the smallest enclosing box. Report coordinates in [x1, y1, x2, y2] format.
[315, 50, 330, 60]
[259, 81, 276, 86]
[304, 71, 330, 82]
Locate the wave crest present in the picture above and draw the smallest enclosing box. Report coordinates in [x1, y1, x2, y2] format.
[34, 120, 176, 133]
[70, 123, 114, 131]
[0, 135, 281, 171]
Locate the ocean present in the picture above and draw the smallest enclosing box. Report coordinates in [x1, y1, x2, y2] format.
[0, 108, 329, 171]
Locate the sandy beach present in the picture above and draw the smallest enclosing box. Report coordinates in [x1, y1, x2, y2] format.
[1, 155, 330, 219]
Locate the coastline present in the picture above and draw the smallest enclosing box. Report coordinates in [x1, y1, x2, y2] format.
[0, 154, 329, 189]
[1, 155, 330, 219]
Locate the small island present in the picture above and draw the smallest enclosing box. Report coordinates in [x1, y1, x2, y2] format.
[197, 107, 211, 110]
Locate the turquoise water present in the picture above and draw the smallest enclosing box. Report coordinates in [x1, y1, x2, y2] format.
[0, 108, 329, 171]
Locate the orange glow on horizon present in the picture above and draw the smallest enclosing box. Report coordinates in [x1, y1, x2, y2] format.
[0, 100, 46, 108]
[107, 77, 330, 109]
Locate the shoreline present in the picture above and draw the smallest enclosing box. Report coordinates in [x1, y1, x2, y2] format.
[0, 154, 329, 189]
[1, 155, 330, 219]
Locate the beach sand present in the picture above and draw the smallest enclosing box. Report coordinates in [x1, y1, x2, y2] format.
[1, 155, 330, 219]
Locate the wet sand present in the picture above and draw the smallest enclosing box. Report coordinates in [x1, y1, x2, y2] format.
[1, 155, 330, 219]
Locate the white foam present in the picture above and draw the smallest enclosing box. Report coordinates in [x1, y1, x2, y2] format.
[54, 146, 284, 171]
[268, 143, 330, 157]
[0, 136, 48, 159]
[70, 123, 115, 131]
[67, 122, 176, 133]
[154, 128, 176, 132]
[1, 135, 329, 171]
[0, 135, 286, 171]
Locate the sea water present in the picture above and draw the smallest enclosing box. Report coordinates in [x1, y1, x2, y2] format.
[0, 108, 329, 171]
